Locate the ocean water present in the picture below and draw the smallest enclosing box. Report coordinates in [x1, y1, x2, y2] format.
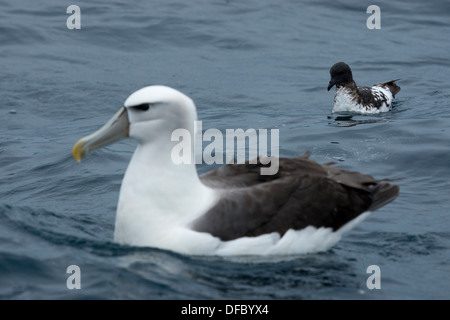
[1, 0, 449, 300]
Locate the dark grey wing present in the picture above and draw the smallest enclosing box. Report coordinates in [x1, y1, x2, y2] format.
[199, 152, 316, 188]
[194, 155, 399, 241]
[356, 86, 388, 109]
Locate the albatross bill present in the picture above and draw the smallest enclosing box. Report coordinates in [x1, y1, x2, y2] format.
[72, 85, 399, 256]
[73, 107, 129, 162]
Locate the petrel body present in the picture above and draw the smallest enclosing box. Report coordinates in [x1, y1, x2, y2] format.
[72, 85, 399, 256]
[328, 62, 401, 114]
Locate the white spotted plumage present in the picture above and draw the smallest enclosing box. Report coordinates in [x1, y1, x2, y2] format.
[332, 85, 393, 114]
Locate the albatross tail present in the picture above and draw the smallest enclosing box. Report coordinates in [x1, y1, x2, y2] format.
[367, 182, 400, 212]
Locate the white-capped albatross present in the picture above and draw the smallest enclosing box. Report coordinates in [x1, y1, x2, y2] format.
[72, 85, 399, 256]
[328, 62, 401, 114]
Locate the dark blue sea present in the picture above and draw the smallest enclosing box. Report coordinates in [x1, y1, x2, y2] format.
[1, 0, 449, 301]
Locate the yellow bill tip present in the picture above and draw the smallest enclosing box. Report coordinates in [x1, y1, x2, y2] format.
[72, 140, 85, 162]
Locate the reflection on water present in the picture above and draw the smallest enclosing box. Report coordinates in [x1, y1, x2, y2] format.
[328, 115, 387, 127]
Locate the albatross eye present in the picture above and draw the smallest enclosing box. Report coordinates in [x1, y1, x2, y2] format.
[132, 103, 150, 111]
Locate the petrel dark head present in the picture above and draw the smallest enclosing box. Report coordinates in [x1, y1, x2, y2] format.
[328, 62, 354, 91]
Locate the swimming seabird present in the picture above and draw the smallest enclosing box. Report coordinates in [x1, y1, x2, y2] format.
[328, 62, 401, 114]
[72, 85, 399, 256]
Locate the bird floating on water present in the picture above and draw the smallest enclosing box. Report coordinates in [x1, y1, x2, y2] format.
[73, 85, 399, 256]
[328, 62, 401, 114]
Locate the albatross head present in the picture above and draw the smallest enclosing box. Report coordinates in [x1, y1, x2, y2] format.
[72, 86, 215, 250]
[72, 85, 197, 162]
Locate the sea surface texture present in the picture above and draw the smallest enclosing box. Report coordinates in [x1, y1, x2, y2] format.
[1, 0, 449, 299]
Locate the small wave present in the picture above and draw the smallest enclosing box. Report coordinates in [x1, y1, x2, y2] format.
[347, 231, 448, 259]
[0, 205, 110, 249]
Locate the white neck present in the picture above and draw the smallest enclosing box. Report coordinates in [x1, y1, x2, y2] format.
[114, 134, 216, 247]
